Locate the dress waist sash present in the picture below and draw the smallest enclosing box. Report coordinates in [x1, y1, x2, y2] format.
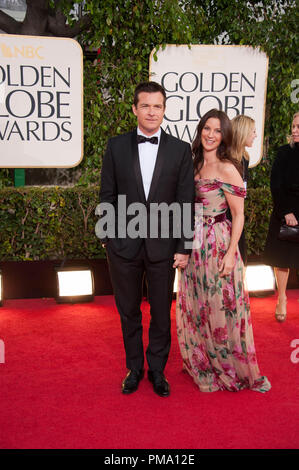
[203, 212, 227, 225]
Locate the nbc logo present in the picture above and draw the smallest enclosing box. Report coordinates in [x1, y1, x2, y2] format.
[0, 43, 44, 59]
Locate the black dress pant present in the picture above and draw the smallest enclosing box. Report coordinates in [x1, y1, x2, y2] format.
[106, 243, 176, 372]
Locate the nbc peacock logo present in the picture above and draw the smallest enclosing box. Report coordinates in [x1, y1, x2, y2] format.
[0, 43, 44, 59]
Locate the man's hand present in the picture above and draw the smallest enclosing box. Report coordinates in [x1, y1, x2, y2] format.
[173, 253, 189, 269]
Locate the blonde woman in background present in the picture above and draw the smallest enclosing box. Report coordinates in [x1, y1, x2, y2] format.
[229, 115, 257, 265]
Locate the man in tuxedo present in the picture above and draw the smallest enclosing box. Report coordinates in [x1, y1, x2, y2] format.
[99, 82, 194, 397]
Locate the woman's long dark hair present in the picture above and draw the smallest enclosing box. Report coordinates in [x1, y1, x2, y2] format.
[192, 109, 241, 175]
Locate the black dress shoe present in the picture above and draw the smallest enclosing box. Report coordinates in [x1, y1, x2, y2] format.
[148, 370, 170, 397]
[122, 369, 144, 394]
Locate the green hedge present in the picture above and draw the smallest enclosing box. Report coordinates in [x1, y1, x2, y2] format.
[0, 187, 272, 261]
[244, 188, 272, 257]
[0, 186, 104, 261]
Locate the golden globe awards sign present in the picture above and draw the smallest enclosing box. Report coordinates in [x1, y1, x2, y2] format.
[0, 34, 83, 168]
[150, 45, 268, 167]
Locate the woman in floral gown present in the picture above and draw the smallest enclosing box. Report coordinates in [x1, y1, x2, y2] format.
[176, 109, 271, 393]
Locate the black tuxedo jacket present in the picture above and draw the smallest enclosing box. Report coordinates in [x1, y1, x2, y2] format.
[99, 128, 195, 262]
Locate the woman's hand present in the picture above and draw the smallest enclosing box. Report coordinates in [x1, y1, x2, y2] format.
[219, 252, 235, 277]
[285, 213, 298, 226]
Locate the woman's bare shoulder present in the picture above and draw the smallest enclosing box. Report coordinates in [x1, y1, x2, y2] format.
[218, 160, 243, 186]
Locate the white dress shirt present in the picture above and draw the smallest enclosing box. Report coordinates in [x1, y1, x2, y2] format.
[137, 127, 161, 200]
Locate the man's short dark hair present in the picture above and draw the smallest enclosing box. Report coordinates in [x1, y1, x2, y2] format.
[133, 81, 166, 107]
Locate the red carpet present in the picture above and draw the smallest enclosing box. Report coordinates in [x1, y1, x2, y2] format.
[0, 291, 298, 449]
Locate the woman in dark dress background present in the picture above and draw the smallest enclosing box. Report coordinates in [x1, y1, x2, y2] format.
[230, 115, 257, 265]
[264, 112, 299, 321]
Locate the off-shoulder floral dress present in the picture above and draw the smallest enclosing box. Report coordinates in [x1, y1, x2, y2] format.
[176, 179, 271, 393]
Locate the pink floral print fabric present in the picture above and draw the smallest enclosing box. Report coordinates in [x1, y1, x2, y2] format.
[176, 179, 271, 393]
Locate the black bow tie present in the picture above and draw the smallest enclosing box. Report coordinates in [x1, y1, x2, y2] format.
[137, 135, 158, 145]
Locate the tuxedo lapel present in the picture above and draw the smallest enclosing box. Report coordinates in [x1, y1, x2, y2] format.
[147, 129, 167, 205]
[131, 129, 146, 203]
